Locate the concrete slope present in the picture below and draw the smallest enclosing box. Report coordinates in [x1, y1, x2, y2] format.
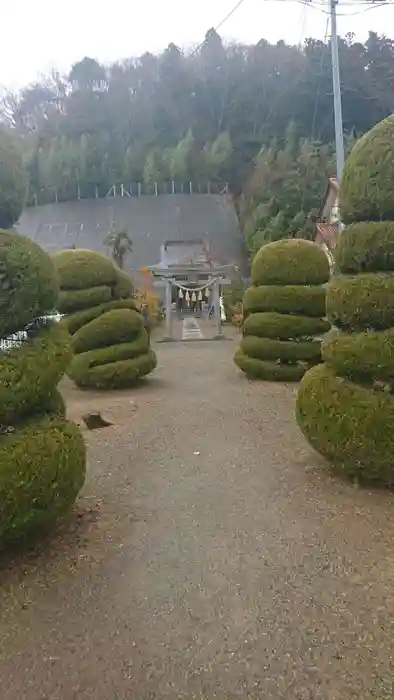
[17, 194, 243, 272]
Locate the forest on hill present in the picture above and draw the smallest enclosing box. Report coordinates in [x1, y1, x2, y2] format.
[1, 28, 394, 253]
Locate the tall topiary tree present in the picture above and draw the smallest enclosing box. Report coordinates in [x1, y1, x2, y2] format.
[53, 249, 157, 389]
[296, 115, 394, 486]
[0, 230, 86, 547]
[234, 239, 330, 381]
[0, 126, 27, 228]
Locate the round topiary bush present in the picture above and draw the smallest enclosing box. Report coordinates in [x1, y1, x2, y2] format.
[0, 229, 59, 338]
[251, 238, 330, 287]
[340, 115, 394, 223]
[235, 238, 330, 381]
[297, 117, 394, 486]
[53, 249, 156, 389]
[0, 230, 86, 547]
[53, 249, 117, 290]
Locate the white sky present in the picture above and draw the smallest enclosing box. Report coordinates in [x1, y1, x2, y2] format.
[2, 0, 394, 89]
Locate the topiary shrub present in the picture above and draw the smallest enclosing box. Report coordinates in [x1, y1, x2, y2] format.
[0, 126, 27, 229]
[0, 230, 86, 547]
[297, 118, 394, 486]
[0, 229, 59, 338]
[340, 115, 394, 223]
[235, 239, 330, 381]
[53, 249, 156, 389]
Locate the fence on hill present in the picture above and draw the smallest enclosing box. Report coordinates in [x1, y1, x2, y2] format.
[27, 181, 229, 208]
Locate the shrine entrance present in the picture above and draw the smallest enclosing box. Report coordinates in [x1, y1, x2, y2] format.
[152, 268, 231, 342]
[148, 238, 232, 342]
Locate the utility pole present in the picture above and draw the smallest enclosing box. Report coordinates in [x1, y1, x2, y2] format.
[329, 0, 345, 182]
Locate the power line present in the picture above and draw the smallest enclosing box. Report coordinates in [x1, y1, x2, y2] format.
[215, 0, 249, 30]
[296, 0, 394, 16]
[300, 17, 330, 211]
[190, 0, 248, 56]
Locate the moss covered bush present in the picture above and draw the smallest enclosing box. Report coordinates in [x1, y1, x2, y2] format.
[297, 117, 394, 486]
[340, 115, 394, 223]
[235, 239, 330, 381]
[53, 249, 156, 389]
[0, 230, 86, 547]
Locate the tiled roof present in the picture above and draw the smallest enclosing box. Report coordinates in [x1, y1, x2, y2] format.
[316, 222, 339, 250]
[160, 240, 211, 268]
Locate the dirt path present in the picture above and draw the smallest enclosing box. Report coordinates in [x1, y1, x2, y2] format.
[1, 335, 394, 699]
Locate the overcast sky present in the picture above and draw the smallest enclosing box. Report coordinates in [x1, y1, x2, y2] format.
[2, 0, 393, 89]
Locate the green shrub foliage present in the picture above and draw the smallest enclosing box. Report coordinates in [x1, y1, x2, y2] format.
[297, 117, 394, 485]
[0, 230, 59, 338]
[52, 249, 117, 289]
[235, 238, 329, 381]
[54, 249, 156, 389]
[0, 232, 86, 547]
[243, 285, 326, 318]
[340, 115, 394, 223]
[0, 127, 27, 229]
[251, 238, 330, 287]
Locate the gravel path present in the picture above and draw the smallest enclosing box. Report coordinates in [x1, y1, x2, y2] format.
[1, 335, 394, 699]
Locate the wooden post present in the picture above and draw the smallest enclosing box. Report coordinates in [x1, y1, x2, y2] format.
[164, 279, 173, 340]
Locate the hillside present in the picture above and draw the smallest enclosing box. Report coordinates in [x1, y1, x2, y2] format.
[3, 29, 394, 255]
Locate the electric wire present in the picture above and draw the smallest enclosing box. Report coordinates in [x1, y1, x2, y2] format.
[300, 17, 330, 211]
[190, 0, 249, 56]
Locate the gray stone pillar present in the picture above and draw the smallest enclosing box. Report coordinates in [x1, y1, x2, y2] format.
[164, 279, 173, 340]
[213, 278, 222, 338]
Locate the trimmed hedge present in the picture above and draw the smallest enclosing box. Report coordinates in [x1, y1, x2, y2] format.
[70, 346, 157, 389]
[243, 285, 326, 318]
[65, 298, 138, 335]
[241, 335, 321, 363]
[72, 309, 143, 354]
[0, 232, 86, 547]
[58, 285, 113, 313]
[0, 229, 59, 337]
[251, 238, 330, 287]
[326, 273, 394, 330]
[0, 415, 86, 545]
[335, 221, 394, 274]
[0, 321, 71, 425]
[236, 239, 328, 381]
[340, 115, 394, 223]
[297, 116, 394, 486]
[52, 249, 117, 290]
[243, 312, 330, 340]
[114, 269, 135, 299]
[234, 350, 305, 382]
[323, 328, 394, 382]
[296, 364, 394, 486]
[54, 249, 156, 389]
[70, 333, 149, 373]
